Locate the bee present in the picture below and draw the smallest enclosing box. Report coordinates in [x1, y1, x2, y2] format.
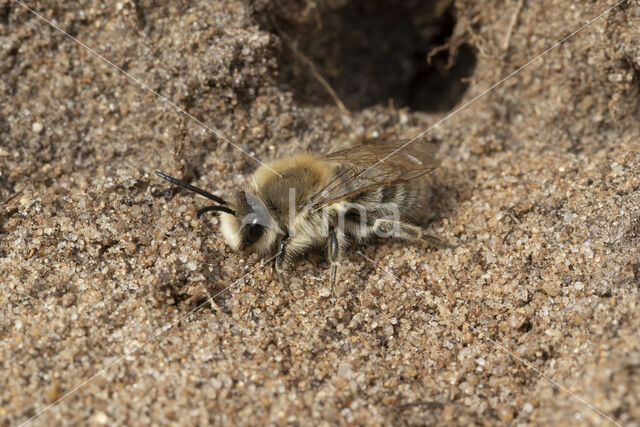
[155, 139, 453, 287]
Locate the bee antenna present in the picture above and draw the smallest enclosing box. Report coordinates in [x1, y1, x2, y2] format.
[155, 171, 229, 206]
[197, 205, 236, 218]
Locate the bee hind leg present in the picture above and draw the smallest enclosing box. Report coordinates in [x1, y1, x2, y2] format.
[373, 219, 456, 249]
[421, 230, 457, 249]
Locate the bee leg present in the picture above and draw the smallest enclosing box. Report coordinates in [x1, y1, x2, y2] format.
[275, 235, 289, 287]
[327, 228, 342, 292]
[373, 219, 456, 249]
[421, 230, 457, 249]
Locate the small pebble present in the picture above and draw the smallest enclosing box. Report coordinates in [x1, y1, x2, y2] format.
[498, 406, 514, 422]
[91, 411, 109, 425]
[32, 122, 43, 133]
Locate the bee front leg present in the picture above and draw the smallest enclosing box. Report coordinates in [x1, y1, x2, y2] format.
[327, 228, 342, 291]
[275, 234, 289, 286]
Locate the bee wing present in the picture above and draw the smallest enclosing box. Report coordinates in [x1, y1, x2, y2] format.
[308, 140, 441, 210]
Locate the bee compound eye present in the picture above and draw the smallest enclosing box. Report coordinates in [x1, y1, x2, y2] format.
[245, 223, 265, 246]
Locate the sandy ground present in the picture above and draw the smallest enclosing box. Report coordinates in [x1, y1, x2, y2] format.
[2, 0, 640, 425]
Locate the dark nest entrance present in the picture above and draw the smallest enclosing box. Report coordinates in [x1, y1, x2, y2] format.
[256, 0, 476, 112]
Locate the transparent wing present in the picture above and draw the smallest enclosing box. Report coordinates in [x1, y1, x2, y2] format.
[308, 140, 441, 210]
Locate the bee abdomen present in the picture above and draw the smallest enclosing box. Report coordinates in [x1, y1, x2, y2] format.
[347, 182, 424, 217]
[381, 183, 421, 209]
[381, 185, 398, 204]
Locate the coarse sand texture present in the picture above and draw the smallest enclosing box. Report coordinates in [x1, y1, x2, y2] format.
[2, 0, 639, 425]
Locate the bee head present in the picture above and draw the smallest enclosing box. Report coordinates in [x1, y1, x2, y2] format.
[155, 172, 280, 255]
[219, 190, 281, 254]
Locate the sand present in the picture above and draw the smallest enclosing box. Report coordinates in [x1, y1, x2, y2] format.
[1, 0, 639, 425]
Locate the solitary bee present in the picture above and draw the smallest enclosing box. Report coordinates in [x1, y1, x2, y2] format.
[156, 140, 453, 286]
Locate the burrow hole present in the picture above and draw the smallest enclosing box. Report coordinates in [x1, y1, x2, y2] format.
[261, 0, 476, 112]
